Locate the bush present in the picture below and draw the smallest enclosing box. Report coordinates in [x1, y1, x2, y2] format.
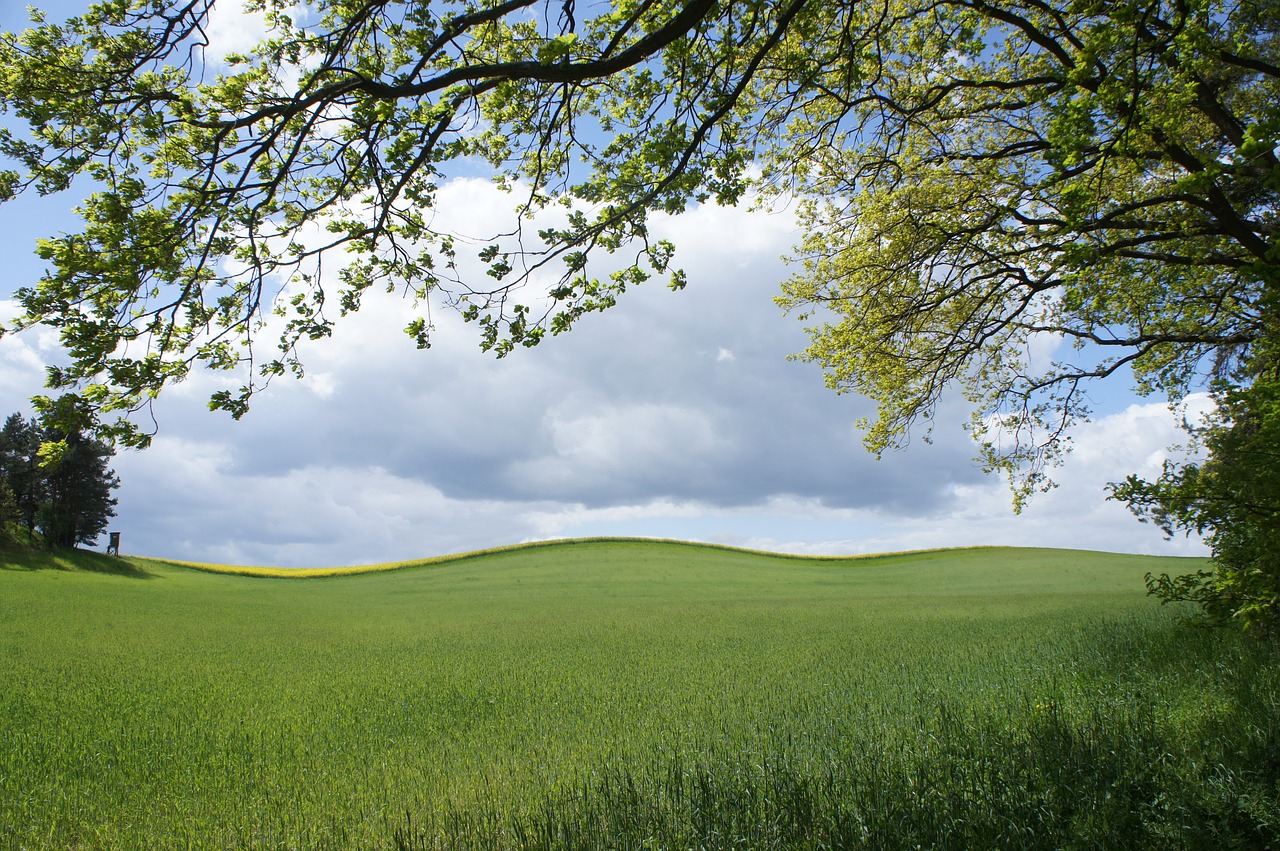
[1112, 372, 1280, 635]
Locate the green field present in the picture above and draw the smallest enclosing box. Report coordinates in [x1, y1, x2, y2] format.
[2, 540, 1278, 849]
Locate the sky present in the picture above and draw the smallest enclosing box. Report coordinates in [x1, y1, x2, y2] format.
[0, 1, 1210, 567]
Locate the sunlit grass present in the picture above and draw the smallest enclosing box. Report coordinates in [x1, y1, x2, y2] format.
[2, 540, 1276, 849]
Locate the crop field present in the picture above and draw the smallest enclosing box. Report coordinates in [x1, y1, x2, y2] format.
[2, 540, 1278, 849]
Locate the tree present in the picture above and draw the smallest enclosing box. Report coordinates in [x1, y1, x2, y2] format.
[1110, 352, 1280, 633]
[0, 0, 1274, 488]
[0, 0, 780, 443]
[36, 428, 121, 548]
[0, 413, 47, 535]
[770, 0, 1279, 498]
[0, 479, 17, 542]
[0, 412, 119, 548]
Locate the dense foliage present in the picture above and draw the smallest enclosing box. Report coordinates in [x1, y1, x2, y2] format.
[0, 412, 43, 534]
[1112, 356, 1280, 633]
[771, 0, 1279, 495]
[0, 0, 1273, 472]
[0, 412, 119, 547]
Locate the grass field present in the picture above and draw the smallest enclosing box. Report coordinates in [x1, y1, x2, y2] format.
[1, 539, 1278, 849]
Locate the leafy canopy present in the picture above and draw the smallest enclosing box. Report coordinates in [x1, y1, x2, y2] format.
[0, 0, 1275, 496]
[0, 0, 783, 444]
[771, 0, 1279, 497]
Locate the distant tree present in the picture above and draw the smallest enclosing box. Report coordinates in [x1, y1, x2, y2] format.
[0, 413, 46, 535]
[0, 417, 16, 537]
[36, 429, 120, 548]
[0, 412, 119, 548]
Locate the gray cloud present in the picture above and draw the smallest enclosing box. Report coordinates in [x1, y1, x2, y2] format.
[1, 181, 1205, 566]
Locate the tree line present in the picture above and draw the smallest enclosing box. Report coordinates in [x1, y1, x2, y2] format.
[0, 413, 119, 549]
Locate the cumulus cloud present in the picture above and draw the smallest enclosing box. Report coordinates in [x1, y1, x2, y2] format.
[699, 398, 1211, 558]
[202, 0, 318, 66]
[0, 300, 60, 409]
[507, 399, 724, 498]
[111, 438, 545, 567]
[202, 1, 273, 63]
[0, 175, 1209, 565]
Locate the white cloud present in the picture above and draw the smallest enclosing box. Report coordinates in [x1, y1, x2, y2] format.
[113, 438, 538, 566]
[203, 1, 274, 63]
[521, 498, 708, 539]
[0, 300, 61, 411]
[1025, 330, 1065, 375]
[298, 370, 338, 400]
[729, 398, 1210, 558]
[1, 177, 1212, 566]
[106, 388, 1206, 566]
[199, 1, 318, 93]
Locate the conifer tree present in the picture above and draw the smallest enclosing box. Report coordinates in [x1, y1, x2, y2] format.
[0, 413, 119, 548]
[36, 428, 120, 548]
[0, 413, 46, 536]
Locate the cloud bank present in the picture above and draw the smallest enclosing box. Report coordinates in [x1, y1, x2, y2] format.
[1, 180, 1206, 566]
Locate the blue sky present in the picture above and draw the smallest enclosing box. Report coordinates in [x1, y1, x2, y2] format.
[0, 0, 1209, 566]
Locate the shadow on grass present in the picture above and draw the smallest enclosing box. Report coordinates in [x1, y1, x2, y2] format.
[0, 544, 157, 578]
